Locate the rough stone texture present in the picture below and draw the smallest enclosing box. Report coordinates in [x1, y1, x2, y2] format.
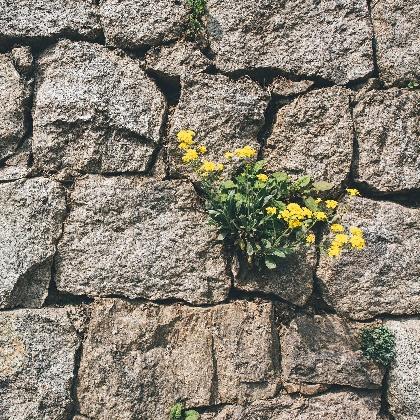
[354, 89, 420, 193]
[56, 176, 230, 304]
[233, 248, 316, 307]
[33, 40, 166, 176]
[206, 0, 373, 84]
[264, 87, 353, 192]
[0, 308, 80, 420]
[77, 299, 279, 419]
[100, 0, 188, 49]
[0, 139, 31, 181]
[372, 1, 420, 86]
[0, 54, 28, 161]
[318, 197, 420, 320]
[270, 77, 314, 97]
[280, 314, 384, 388]
[145, 41, 212, 80]
[11, 46, 33, 74]
[0, 0, 101, 43]
[0, 178, 66, 309]
[386, 319, 420, 420]
[212, 391, 383, 420]
[169, 74, 268, 176]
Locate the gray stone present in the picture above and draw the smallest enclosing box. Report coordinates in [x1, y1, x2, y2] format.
[100, 0, 188, 49]
[145, 41, 212, 80]
[168, 74, 268, 176]
[0, 54, 28, 161]
[11, 46, 33, 74]
[33, 40, 166, 176]
[354, 89, 420, 193]
[386, 319, 420, 420]
[0, 178, 66, 309]
[213, 390, 383, 420]
[233, 248, 316, 307]
[264, 87, 353, 192]
[0, 138, 31, 181]
[77, 299, 279, 419]
[270, 77, 314, 97]
[206, 0, 373, 84]
[280, 314, 384, 388]
[0, 307, 80, 419]
[317, 197, 420, 320]
[56, 176, 230, 304]
[0, 0, 101, 43]
[372, 0, 420, 86]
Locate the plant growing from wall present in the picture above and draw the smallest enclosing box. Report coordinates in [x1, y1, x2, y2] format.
[185, 0, 206, 39]
[170, 402, 200, 420]
[177, 130, 366, 270]
[361, 326, 396, 366]
[407, 80, 419, 89]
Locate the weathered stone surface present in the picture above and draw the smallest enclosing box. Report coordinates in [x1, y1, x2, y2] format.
[78, 299, 279, 419]
[264, 87, 353, 192]
[386, 319, 420, 420]
[372, 1, 420, 86]
[0, 308, 80, 419]
[318, 197, 420, 320]
[270, 77, 314, 97]
[354, 89, 420, 193]
[169, 74, 268, 176]
[206, 0, 373, 84]
[145, 41, 212, 80]
[33, 40, 166, 176]
[213, 391, 383, 419]
[0, 139, 31, 181]
[0, 0, 101, 43]
[56, 176, 230, 304]
[0, 178, 66, 309]
[0, 54, 28, 161]
[233, 248, 316, 307]
[280, 314, 384, 388]
[100, 0, 188, 49]
[11, 46, 33, 74]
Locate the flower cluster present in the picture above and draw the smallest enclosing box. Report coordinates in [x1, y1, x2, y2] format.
[327, 224, 366, 257]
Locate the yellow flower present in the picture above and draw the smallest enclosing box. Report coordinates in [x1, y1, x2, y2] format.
[350, 235, 365, 249]
[349, 226, 363, 237]
[197, 145, 207, 154]
[325, 200, 338, 209]
[302, 207, 312, 218]
[234, 145, 257, 159]
[315, 198, 322, 204]
[334, 234, 349, 245]
[177, 129, 196, 145]
[328, 244, 342, 257]
[257, 174, 268, 182]
[266, 207, 277, 216]
[224, 151, 234, 160]
[182, 148, 199, 163]
[287, 203, 302, 214]
[200, 160, 223, 174]
[215, 163, 224, 171]
[346, 188, 360, 197]
[279, 209, 290, 220]
[314, 211, 327, 221]
[330, 223, 344, 233]
[306, 233, 316, 244]
[289, 219, 302, 229]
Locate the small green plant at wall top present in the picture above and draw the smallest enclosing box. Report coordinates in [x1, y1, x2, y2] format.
[185, 0, 206, 39]
[361, 326, 396, 366]
[177, 130, 367, 271]
[170, 402, 200, 420]
[407, 80, 419, 89]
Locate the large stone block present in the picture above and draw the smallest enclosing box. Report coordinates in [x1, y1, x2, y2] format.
[206, 0, 373, 84]
[168, 74, 268, 176]
[264, 87, 353, 193]
[0, 54, 28, 161]
[56, 176, 230, 304]
[354, 89, 420, 193]
[386, 319, 420, 420]
[280, 314, 384, 388]
[77, 299, 278, 419]
[100, 0, 188, 49]
[0, 308, 81, 419]
[33, 40, 166, 176]
[372, 0, 420, 86]
[0, 0, 100, 43]
[0, 178, 66, 309]
[317, 197, 420, 320]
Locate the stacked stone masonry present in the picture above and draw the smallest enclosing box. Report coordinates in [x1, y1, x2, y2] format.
[0, 0, 419, 419]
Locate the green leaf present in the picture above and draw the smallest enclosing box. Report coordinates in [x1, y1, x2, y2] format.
[295, 175, 311, 188]
[265, 257, 277, 269]
[169, 403, 183, 420]
[246, 241, 254, 256]
[304, 197, 318, 211]
[185, 410, 200, 420]
[253, 160, 266, 172]
[272, 171, 288, 182]
[221, 180, 236, 189]
[271, 249, 286, 258]
[313, 181, 334, 191]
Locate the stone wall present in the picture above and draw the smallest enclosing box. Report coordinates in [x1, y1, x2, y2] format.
[0, 1, 419, 419]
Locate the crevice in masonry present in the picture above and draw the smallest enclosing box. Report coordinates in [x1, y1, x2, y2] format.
[256, 95, 280, 151]
[67, 337, 84, 420]
[379, 369, 395, 420]
[366, 0, 381, 80]
[209, 336, 219, 405]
